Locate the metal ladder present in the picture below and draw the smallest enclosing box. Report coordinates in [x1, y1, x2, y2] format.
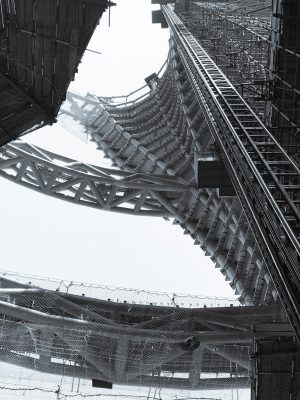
[163, 5, 300, 338]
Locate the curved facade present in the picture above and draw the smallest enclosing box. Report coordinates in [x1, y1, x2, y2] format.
[74, 38, 277, 306]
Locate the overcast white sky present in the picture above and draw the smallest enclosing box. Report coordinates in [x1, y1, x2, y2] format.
[0, 0, 236, 299]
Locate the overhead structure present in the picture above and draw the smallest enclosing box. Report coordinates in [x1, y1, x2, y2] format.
[0, 134, 278, 308]
[1, 0, 300, 323]
[0, 1, 299, 398]
[0, 0, 110, 145]
[0, 272, 289, 393]
[61, 0, 300, 337]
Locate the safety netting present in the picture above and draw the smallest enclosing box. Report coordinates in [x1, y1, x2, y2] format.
[0, 271, 251, 400]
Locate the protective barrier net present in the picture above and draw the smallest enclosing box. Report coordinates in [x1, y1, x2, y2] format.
[0, 271, 252, 400]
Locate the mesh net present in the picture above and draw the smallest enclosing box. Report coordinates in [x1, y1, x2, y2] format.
[1, 270, 239, 308]
[0, 271, 250, 400]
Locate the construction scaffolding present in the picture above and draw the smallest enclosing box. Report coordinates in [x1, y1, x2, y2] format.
[0, 0, 110, 145]
[175, 0, 300, 161]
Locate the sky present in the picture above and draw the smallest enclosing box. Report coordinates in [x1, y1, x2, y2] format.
[0, 0, 236, 299]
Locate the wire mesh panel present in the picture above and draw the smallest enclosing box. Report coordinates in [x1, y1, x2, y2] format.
[0, 271, 286, 399]
[0, 270, 240, 308]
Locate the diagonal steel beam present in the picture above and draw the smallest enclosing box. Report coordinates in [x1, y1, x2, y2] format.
[55, 331, 115, 381]
[188, 344, 204, 388]
[114, 339, 130, 382]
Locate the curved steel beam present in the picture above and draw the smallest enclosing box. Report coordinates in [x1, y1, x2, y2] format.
[0, 275, 286, 390]
[0, 141, 194, 217]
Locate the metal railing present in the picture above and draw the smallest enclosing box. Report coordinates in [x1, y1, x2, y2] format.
[98, 60, 168, 108]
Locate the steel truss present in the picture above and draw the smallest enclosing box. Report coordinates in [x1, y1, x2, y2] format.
[1, 132, 276, 306]
[0, 49, 282, 307]
[0, 275, 286, 390]
[0, 140, 192, 217]
[162, 5, 300, 336]
[0, 0, 299, 332]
